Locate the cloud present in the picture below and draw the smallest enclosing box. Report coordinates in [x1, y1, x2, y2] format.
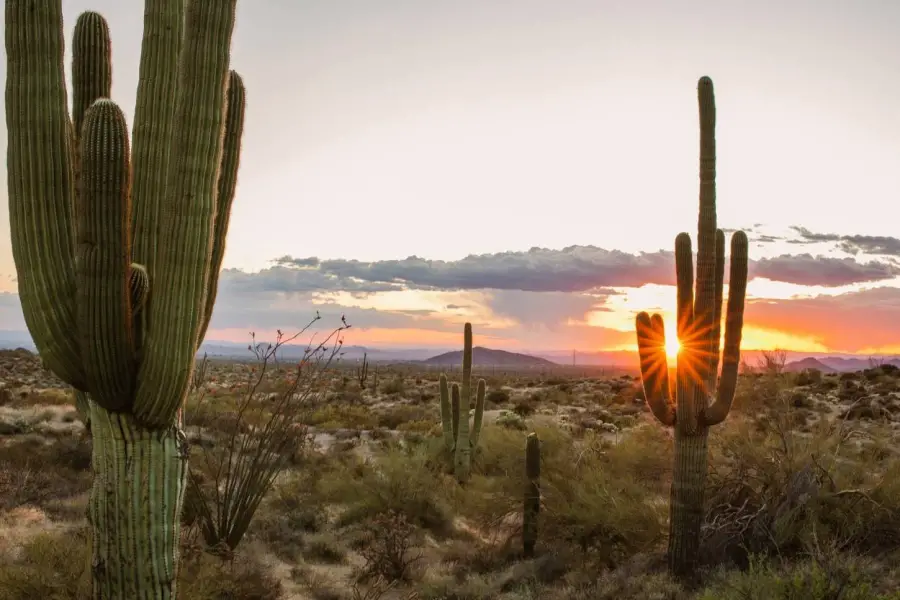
[276, 245, 900, 292]
[790, 227, 900, 257]
[219, 266, 402, 294]
[751, 254, 900, 287]
[275, 246, 677, 292]
[483, 288, 614, 329]
[745, 286, 900, 353]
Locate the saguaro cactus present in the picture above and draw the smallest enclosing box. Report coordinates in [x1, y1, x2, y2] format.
[6, 1, 244, 597]
[439, 323, 486, 482]
[357, 352, 369, 387]
[523, 432, 541, 558]
[635, 76, 748, 579]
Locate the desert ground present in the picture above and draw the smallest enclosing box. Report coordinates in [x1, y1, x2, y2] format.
[1, 346, 899, 599]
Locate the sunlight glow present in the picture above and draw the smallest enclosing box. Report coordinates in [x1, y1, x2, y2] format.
[665, 335, 681, 359]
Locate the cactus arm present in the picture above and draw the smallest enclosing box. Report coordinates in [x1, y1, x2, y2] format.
[72, 12, 112, 137]
[674, 232, 701, 435]
[197, 70, 246, 347]
[451, 383, 460, 449]
[76, 99, 137, 410]
[439, 374, 454, 451]
[675, 233, 694, 340]
[471, 378, 485, 447]
[130, 0, 184, 272]
[5, 0, 85, 389]
[702, 230, 748, 427]
[135, 0, 238, 427]
[709, 229, 725, 378]
[523, 432, 541, 558]
[636, 311, 675, 426]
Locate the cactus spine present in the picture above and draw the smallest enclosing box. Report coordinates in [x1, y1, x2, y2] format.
[523, 432, 541, 558]
[635, 76, 748, 579]
[439, 323, 486, 482]
[5, 1, 244, 597]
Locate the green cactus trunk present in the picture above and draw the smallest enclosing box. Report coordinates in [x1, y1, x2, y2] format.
[635, 77, 748, 580]
[439, 374, 453, 451]
[6, 1, 245, 596]
[88, 403, 188, 598]
[668, 432, 707, 575]
[523, 432, 540, 558]
[454, 324, 474, 481]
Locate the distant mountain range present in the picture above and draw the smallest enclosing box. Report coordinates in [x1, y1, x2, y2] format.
[1, 330, 897, 371]
[783, 356, 900, 373]
[422, 346, 555, 367]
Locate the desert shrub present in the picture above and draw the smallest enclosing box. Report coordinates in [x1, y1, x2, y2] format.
[485, 388, 510, 407]
[307, 404, 377, 430]
[251, 468, 329, 561]
[0, 435, 92, 513]
[702, 401, 900, 569]
[495, 410, 526, 430]
[0, 527, 284, 600]
[377, 404, 432, 429]
[357, 511, 423, 583]
[795, 368, 823, 386]
[380, 377, 406, 396]
[321, 445, 453, 535]
[178, 543, 285, 600]
[465, 425, 665, 566]
[301, 533, 347, 564]
[0, 528, 91, 600]
[699, 554, 900, 600]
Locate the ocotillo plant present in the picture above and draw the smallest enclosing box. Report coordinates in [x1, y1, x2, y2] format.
[439, 323, 486, 482]
[6, 1, 244, 597]
[523, 432, 541, 558]
[635, 76, 748, 580]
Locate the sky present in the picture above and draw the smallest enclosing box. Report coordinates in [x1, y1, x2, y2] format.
[2, 0, 900, 356]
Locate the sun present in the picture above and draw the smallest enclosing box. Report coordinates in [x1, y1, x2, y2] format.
[665, 336, 681, 359]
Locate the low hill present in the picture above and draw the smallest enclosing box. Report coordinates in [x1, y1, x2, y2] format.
[784, 357, 838, 374]
[422, 346, 556, 367]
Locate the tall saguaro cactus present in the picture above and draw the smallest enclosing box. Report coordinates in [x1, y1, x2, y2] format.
[439, 323, 486, 482]
[635, 76, 748, 579]
[6, 1, 244, 597]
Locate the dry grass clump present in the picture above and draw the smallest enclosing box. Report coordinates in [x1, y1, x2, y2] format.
[0, 527, 285, 600]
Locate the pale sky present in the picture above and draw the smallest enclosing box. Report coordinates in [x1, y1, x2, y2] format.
[2, 0, 900, 355]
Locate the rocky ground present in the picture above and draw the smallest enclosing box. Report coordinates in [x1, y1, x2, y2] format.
[1, 348, 899, 599]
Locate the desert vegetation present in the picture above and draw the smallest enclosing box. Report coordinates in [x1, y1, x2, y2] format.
[2, 344, 900, 599]
[2, 0, 899, 599]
